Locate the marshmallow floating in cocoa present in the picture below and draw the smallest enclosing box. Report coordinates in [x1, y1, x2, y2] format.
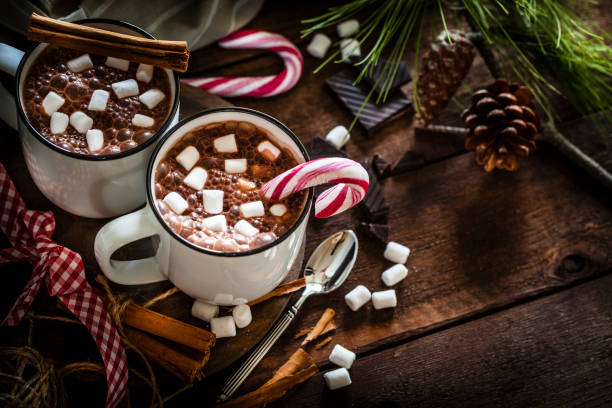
[42, 91, 65, 116]
[183, 167, 208, 190]
[324, 367, 352, 390]
[191, 301, 218, 323]
[203, 190, 224, 214]
[232, 304, 252, 328]
[269, 203, 287, 217]
[234, 219, 259, 237]
[329, 344, 356, 369]
[337, 19, 359, 38]
[325, 125, 350, 149]
[163, 191, 188, 215]
[203, 214, 227, 232]
[112, 79, 139, 99]
[237, 177, 256, 191]
[214, 134, 238, 153]
[307, 33, 332, 58]
[50, 112, 68, 134]
[381, 264, 408, 286]
[384, 241, 410, 264]
[85, 129, 103, 152]
[257, 140, 281, 161]
[176, 146, 200, 171]
[132, 113, 154, 128]
[225, 158, 247, 173]
[340, 38, 361, 61]
[88, 89, 109, 111]
[136, 63, 153, 83]
[139, 89, 165, 109]
[240, 201, 265, 218]
[210, 316, 236, 338]
[67, 54, 93, 73]
[372, 289, 397, 309]
[344, 285, 371, 311]
[69, 111, 93, 134]
[105, 56, 129, 71]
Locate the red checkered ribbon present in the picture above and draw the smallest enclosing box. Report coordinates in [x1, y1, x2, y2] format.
[0, 163, 128, 407]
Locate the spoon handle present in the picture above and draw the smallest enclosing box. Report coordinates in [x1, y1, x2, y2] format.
[216, 302, 301, 403]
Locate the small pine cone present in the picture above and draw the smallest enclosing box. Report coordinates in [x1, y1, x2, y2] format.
[415, 30, 476, 125]
[462, 79, 539, 172]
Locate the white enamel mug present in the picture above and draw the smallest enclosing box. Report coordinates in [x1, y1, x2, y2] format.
[0, 19, 180, 218]
[94, 108, 313, 305]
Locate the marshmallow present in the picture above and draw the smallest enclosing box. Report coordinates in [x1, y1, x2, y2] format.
[88, 89, 109, 111]
[325, 125, 350, 149]
[372, 289, 397, 309]
[344, 285, 371, 311]
[238, 178, 256, 191]
[234, 220, 259, 237]
[86, 129, 104, 152]
[67, 54, 93, 73]
[105, 56, 129, 71]
[214, 293, 234, 305]
[337, 19, 359, 37]
[41, 91, 65, 116]
[176, 146, 200, 171]
[136, 63, 154, 83]
[232, 304, 252, 329]
[132, 113, 154, 128]
[269, 203, 287, 217]
[183, 167, 208, 190]
[384, 242, 411, 264]
[323, 368, 352, 390]
[240, 201, 265, 218]
[139, 88, 165, 109]
[163, 192, 188, 215]
[225, 158, 247, 173]
[191, 301, 219, 323]
[210, 316, 236, 338]
[340, 38, 361, 61]
[307, 33, 332, 58]
[257, 140, 281, 161]
[112, 79, 139, 98]
[329, 344, 356, 369]
[69, 111, 93, 134]
[203, 214, 227, 232]
[203, 190, 224, 214]
[50, 112, 69, 134]
[382, 264, 409, 287]
[214, 134, 238, 153]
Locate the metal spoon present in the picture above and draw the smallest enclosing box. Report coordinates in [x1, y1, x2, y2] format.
[216, 229, 358, 402]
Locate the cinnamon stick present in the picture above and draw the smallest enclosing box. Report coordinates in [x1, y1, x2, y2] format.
[314, 336, 332, 350]
[301, 308, 336, 346]
[293, 319, 337, 339]
[27, 13, 189, 72]
[263, 348, 312, 387]
[246, 278, 306, 308]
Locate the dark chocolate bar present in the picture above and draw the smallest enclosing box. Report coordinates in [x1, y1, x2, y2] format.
[356, 222, 389, 245]
[362, 59, 411, 95]
[309, 137, 350, 160]
[372, 153, 391, 179]
[360, 159, 389, 219]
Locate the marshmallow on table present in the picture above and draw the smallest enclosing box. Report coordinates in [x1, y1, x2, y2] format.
[139, 89, 165, 109]
[176, 146, 200, 171]
[203, 190, 224, 214]
[329, 344, 356, 369]
[382, 264, 409, 287]
[105, 56, 129, 71]
[234, 219, 259, 237]
[232, 304, 252, 328]
[324, 368, 352, 390]
[163, 191, 188, 215]
[240, 201, 265, 218]
[257, 140, 281, 161]
[344, 285, 371, 311]
[337, 19, 359, 38]
[183, 167, 208, 190]
[86, 129, 103, 152]
[42, 91, 65, 116]
[269, 203, 287, 217]
[203, 214, 227, 232]
[372, 289, 397, 309]
[69, 111, 93, 134]
[67, 54, 93, 73]
[112, 79, 139, 98]
[136, 63, 154, 83]
[384, 241, 410, 264]
[340, 38, 361, 61]
[191, 301, 219, 323]
[210, 316, 236, 338]
[88, 89, 110, 111]
[225, 158, 247, 173]
[214, 134, 238, 153]
[50, 112, 68, 134]
[132, 113, 154, 128]
[307, 33, 332, 58]
[325, 125, 350, 149]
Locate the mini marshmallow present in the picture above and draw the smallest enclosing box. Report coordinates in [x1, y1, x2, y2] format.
[105, 56, 129, 71]
[50, 112, 69, 134]
[139, 88, 165, 109]
[340, 38, 361, 61]
[176, 146, 200, 171]
[69, 111, 93, 134]
[232, 304, 252, 329]
[384, 241, 411, 264]
[324, 368, 352, 390]
[203, 190, 224, 214]
[329, 344, 356, 369]
[88, 89, 110, 111]
[203, 214, 227, 232]
[136, 63, 154, 83]
[372, 289, 397, 309]
[307, 33, 332, 58]
[191, 301, 219, 323]
[112, 79, 139, 98]
[269, 203, 287, 217]
[132, 113, 154, 128]
[67, 54, 93, 72]
[382, 264, 409, 287]
[210, 316, 236, 338]
[225, 158, 247, 173]
[163, 192, 188, 215]
[41, 91, 65, 116]
[183, 167, 208, 190]
[325, 125, 350, 149]
[234, 220, 259, 237]
[257, 140, 281, 161]
[214, 134, 238, 153]
[240, 201, 265, 218]
[238, 178, 256, 191]
[337, 19, 359, 37]
[344, 285, 371, 311]
[86, 129, 103, 152]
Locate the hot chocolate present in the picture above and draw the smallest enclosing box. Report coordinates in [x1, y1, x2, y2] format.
[22, 46, 171, 155]
[154, 120, 307, 252]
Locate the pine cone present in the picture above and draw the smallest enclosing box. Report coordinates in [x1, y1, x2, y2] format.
[462, 79, 539, 172]
[415, 30, 476, 125]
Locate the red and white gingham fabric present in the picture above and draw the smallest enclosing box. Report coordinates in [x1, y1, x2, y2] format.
[0, 163, 128, 408]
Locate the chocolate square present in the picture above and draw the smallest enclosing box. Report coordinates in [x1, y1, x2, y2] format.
[362, 59, 411, 95]
[309, 137, 350, 160]
[359, 158, 389, 219]
[356, 222, 389, 245]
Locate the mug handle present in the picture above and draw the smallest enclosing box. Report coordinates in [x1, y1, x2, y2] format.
[0, 43, 25, 130]
[94, 207, 167, 285]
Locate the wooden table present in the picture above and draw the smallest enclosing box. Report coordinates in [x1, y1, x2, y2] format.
[1, 1, 611, 407]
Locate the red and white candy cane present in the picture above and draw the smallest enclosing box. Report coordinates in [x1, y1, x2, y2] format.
[261, 157, 369, 218]
[182, 29, 303, 98]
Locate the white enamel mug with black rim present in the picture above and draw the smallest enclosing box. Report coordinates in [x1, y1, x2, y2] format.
[0, 19, 180, 218]
[94, 108, 314, 305]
